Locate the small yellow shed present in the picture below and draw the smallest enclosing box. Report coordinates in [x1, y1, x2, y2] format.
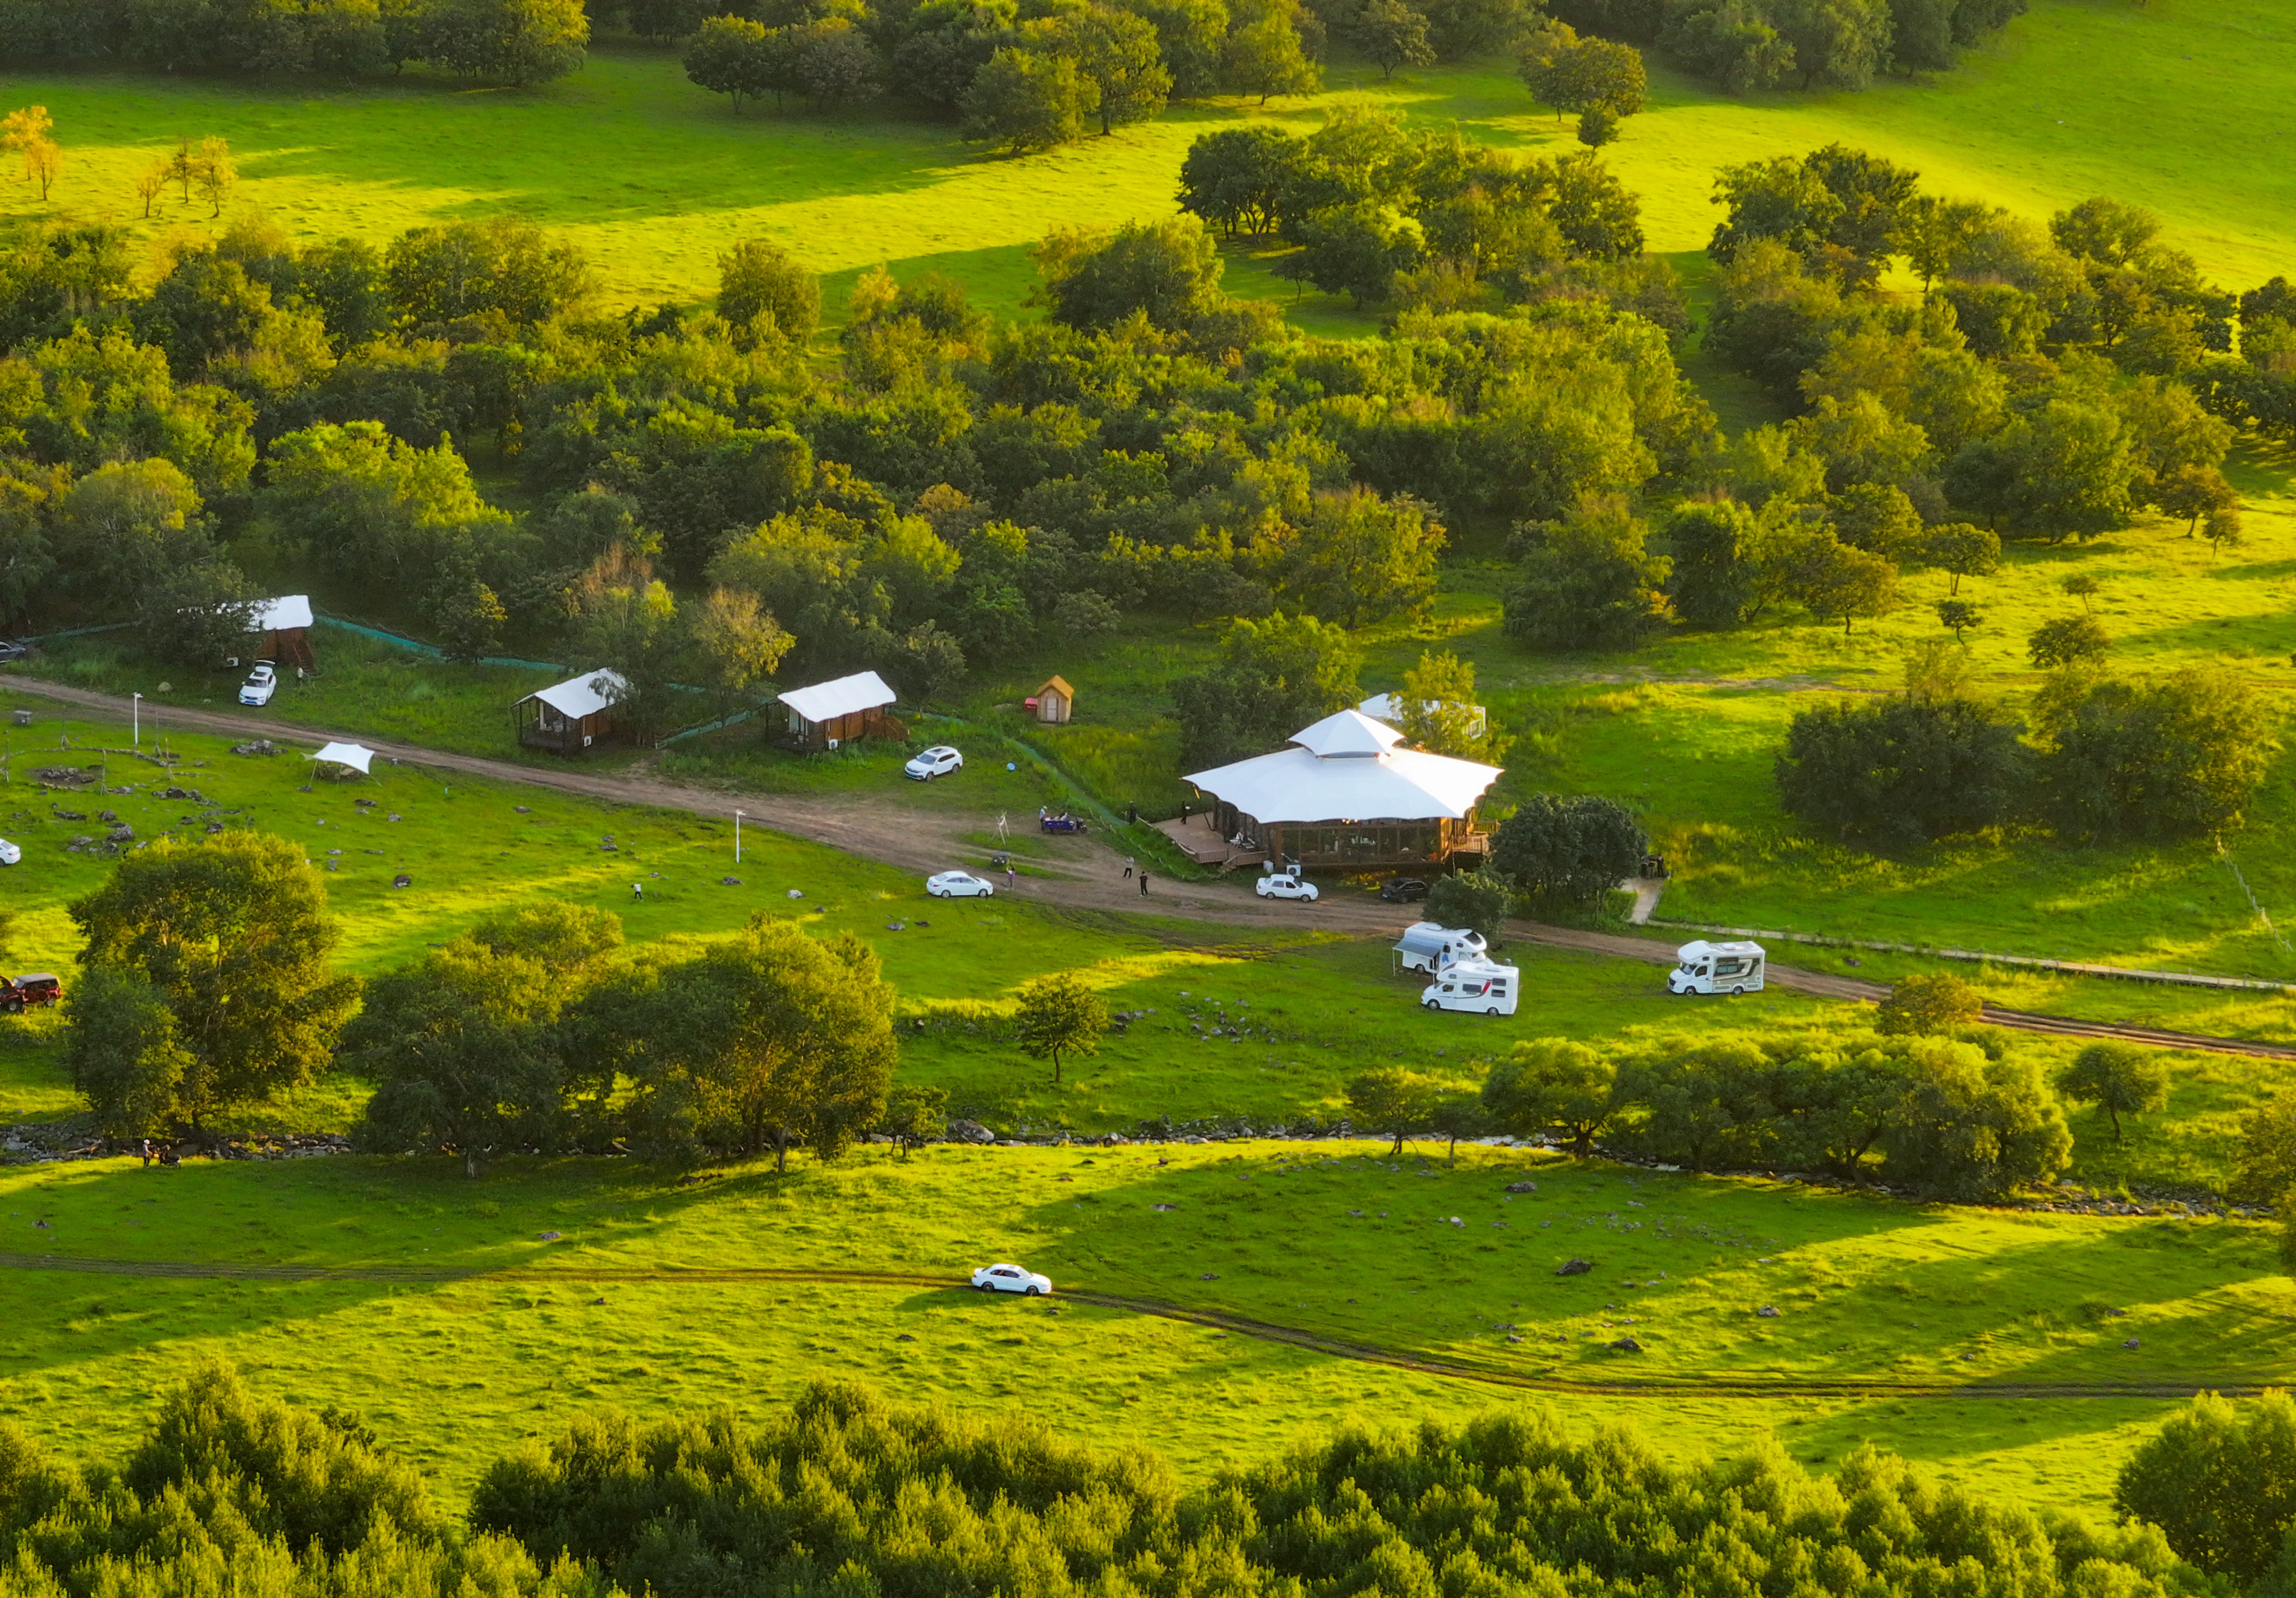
[1030, 676, 1075, 725]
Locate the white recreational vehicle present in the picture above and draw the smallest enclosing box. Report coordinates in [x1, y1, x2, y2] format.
[1667, 939, 1766, 996]
[1392, 922, 1489, 975]
[1420, 958, 1519, 1017]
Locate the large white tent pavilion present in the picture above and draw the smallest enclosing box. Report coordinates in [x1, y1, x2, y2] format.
[1182, 709, 1503, 871]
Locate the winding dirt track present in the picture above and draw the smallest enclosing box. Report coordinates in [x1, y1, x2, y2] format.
[0, 1252, 2258, 1400]
[9, 677, 2293, 1061]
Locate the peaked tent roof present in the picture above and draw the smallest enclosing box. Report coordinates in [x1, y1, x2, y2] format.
[1185, 722, 1502, 823]
[1290, 708, 1406, 758]
[251, 595, 314, 632]
[523, 668, 630, 721]
[778, 670, 897, 724]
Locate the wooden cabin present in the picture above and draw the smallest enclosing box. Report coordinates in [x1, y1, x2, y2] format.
[515, 669, 630, 754]
[1028, 676, 1075, 725]
[778, 670, 898, 751]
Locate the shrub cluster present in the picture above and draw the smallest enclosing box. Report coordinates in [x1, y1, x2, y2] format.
[1485, 1023, 2073, 1198]
[681, 0, 1323, 151]
[1547, 0, 2025, 94]
[1, 1367, 2219, 1598]
[0, 0, 589, 83]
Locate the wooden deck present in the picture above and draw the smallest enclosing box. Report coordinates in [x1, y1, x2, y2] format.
[1155, 813, 1268, 872]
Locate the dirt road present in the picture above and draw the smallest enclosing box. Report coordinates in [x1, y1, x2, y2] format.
[11, 676, 2292, 1061]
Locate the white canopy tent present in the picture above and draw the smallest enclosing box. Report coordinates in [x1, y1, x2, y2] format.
[528, 669, 629, 722]
[309, 741, 375, 775]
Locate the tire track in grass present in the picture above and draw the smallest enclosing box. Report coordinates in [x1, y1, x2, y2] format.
[0, 1252, 2263, 1401]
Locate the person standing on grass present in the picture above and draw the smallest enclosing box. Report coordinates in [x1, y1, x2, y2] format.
[1007, 864, 1017, 892]
[1123, 855, 1135, 879]
[140, 1139, 152, 1168]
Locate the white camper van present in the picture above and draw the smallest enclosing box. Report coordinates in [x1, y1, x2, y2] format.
[1667, 939, 1766, 996]
[1393, 922, 1489, 975]
[1421, 959, 1519, 1017]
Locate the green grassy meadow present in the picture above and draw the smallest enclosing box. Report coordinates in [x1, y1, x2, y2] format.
[2, 1139, 2286, 1514]
[1, 0, 2290, 324]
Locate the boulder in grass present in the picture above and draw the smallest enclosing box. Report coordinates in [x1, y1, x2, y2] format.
[1506, 1180, 1538, 1193]
[391, 872, 412, 888]
[1608, 1337, 1643, 1353]
[1756, 1305, 1779, 1318]
[1557, 1258, 1592, 1277]
[722, 876, 743, 886]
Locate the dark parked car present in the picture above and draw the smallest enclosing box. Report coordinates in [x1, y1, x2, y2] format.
[1380, 878, 1430, 903]
[2, 973, 63, 1013]
[0, 640, 30, 663]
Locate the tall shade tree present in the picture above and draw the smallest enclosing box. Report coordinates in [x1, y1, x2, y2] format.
[2056, 1041, 2169, 1145]
[1391, 648, 1508, 762]
[349, 938, 569, 1177]
[69, 832, 359, 1138]
[1262, 487, 1445, 625]
[2115, 1391, 2296, 1585]
[623, 914, 896, 1169]
[1347, 1066, 1437, 1155]
[1490, 793, 1645, 909]
[1057, 6, 1173, 132]
[1345, 0, 1433, 79]
[960, 47, 1098, 153]
[1481, 1036, 1615, 1156]
[1014, 972, 1108, 1084]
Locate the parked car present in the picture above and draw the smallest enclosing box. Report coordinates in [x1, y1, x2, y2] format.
[0, 640, 29, 664]
[926, 870, 996, 898]
[238, 661, 278, 707]
[2, 972, 64, 1013]
[971, 1262, 1052, 1296]
[1256, 867, 1319, 902]
[1379, 877, 1429, 902]
[1392, 922, 1487, 975]
[1421, 959, 1518, 1017]
[905, 744, 964, 781]
[1040, 812, 1088, 833]
[0, 837, 18, 866]
[1668, 938, 1766, 996]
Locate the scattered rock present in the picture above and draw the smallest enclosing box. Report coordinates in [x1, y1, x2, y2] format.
[327, 848, 343, 856]
[298, 784, 313, 793]
[946, 1118, 996, 1145]
[591, 1297, 606, 1306]
[99, 809, 117, 824]
[51, 807, 84, 821]
[387, 813, 402, 822]
[1557, 1259, 1592, 1277]
[1199, 1273, 1219, 1281]
[2123, 1337, 2140, 1350]
[391, 873, 412, 888]
[1756, 1305, 1779, 1318]
[787, 888, 804, 898]
[514, 805, 530, 813]
[1608, 1337, 1643, 1353]
[895, 1333, 916, 1343]
[231, 740, 276, 756]
[537, 1231, 563, 1242]
[1151, 1203, 1177, 1212]
[721, 876, 743, 886]
[1504, 1180, 1539, 1193]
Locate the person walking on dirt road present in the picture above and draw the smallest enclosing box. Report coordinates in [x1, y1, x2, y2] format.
[1139, 872, 1150, 897]
[1122, 855, 1135, 880]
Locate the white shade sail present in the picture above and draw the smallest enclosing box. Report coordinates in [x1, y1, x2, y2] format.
[1289, 708, 1406, 758]
[310, 742, 375, 774]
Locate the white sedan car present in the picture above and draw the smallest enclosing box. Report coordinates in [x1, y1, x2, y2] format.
[0, 838, 19, 866]
[926, 870, 995, 898]
[905, 745, 964, 781]
[1255, 870, 1319, 902]
[971, 1262, 1052, 1296]
[238, 662, 277, 707]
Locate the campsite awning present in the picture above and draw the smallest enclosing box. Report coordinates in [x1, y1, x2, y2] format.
[310, 742, 374, 774]
[251, 595, 313, 632]
[777, 670, 896, 724]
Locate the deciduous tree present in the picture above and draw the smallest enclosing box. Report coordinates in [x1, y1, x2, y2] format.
[1348, 1066, 1436, 1155]
[1490, 793, 1645, 909]
[1874, 972, 1981, 1035]
[2057, 1042, 2167, 1144]
[69, 832, 359, 1139]
[1014, 972, 1108, 1084]
[1481, 1036, 1614, 1155]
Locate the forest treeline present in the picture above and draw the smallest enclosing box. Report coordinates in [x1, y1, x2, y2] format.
[5, 1364, 2282, 1598]
[1, 128, 2289, 829]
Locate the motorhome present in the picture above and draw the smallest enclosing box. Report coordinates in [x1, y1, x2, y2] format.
[1420, 959, 1518, 1017]
[1392, 921, 1488, 975]
[1667, 939, 1766, 996]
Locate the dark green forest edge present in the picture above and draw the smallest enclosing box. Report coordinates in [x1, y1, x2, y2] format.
[6, 1364, 2296, 1597]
